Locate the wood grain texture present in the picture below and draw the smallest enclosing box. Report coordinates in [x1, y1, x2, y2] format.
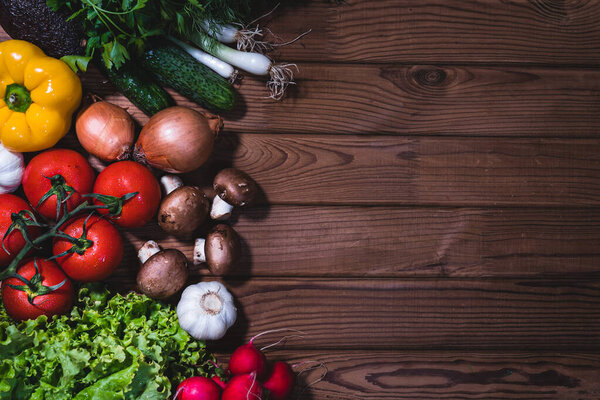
[267, 0, 600, 65]
[120, 206, 600, 278]
[180, 135, 600, 207]
[4, 28, 597, 137]
[59, 133, 600, 207]
[104, 277, 600, 350]
[58, 133, 600, 207]
[234, 351, 600, 399]
[2, 3, 600, 399]
[79, 65, 600, 136]
[3, 0, 600, 66]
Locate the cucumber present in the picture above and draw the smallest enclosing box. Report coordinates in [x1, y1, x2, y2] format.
[103, 63, 175, 116]
[141, 40, 236, 112]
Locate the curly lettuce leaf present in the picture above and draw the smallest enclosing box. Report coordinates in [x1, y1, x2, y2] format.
[0, 285, 213, 400]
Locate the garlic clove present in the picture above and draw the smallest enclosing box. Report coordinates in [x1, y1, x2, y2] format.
[176, 281, 237, 340]
[0, 142, 24, 194]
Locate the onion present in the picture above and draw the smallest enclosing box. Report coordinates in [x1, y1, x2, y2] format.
[76, 101, 135, 162]
[134, 106, 223, 173]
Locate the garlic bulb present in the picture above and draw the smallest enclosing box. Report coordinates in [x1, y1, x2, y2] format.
[0, 142, 24, 194]
[177, 281, 237, 340]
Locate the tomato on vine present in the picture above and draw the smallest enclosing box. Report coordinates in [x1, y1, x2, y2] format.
[0, 194, 40, 268]
[22, 149, 95, 220]
[52, 215, 123, 282]
[1, 258, 74, 321]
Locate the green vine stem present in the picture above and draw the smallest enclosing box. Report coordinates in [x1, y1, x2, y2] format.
[0, 176, 137, 282]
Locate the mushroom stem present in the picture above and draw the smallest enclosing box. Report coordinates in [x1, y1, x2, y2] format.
[210, 195, 234, 220]
[160, 175, 184, 195]
[138, 240, 161, 264]
[193, 238, 207, 265]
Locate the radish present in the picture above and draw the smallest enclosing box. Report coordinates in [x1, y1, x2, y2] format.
[212, 375, 228, 389]
[263, 361, 295, 400]
[228, 328, 307, 380]
[228, 341, 268, 380]
[222, 373, 264, 400]
[174, 376, 222, 400]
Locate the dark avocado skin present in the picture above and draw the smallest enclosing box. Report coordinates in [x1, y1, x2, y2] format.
[0, 0, 84, 58]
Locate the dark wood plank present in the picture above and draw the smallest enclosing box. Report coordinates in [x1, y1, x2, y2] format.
[3, 1, 600, 66]
[106, 277, 600, 350]
[4, 28, 597, 137]
[267, 0, 600, 65]
[120, 206, 600, 278]
[217, 350, 600, 400]
[80, 65, 600, 136]
[181, 135, 600, 207]
[59, 133, 600, 207]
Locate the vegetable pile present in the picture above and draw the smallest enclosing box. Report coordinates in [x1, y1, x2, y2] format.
[0, 0, 304, 110]
[0, 2, 322, 391]
[175, 332, 299, 400]
[0, 284, 214, 400]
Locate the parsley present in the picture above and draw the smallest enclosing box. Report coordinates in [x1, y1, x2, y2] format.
[47, 0, 253, 70]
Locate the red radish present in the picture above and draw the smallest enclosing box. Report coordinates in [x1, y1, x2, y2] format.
[212, 375, 228, 389]
[222, 373, 263, 400]
[228, 342, 268, 380]
[263, 361, 295, 400]
[174, 376, 222, 400]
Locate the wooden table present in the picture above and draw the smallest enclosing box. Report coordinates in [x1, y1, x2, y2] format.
[3, 0, 600, 398]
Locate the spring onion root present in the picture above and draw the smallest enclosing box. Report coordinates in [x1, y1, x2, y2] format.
[190, 32, 297, 99]
[200, 19, 273, 53]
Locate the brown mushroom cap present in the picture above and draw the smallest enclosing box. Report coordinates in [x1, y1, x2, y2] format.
[213, 168, 257, 207]
[158, 186, 210, 238]
[205, 224, 241, 275]
[137, 249, 189, 299]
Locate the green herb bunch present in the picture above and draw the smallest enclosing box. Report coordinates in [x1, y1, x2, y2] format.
[0, 285, 214, 399]
[46, 0, 254, 70]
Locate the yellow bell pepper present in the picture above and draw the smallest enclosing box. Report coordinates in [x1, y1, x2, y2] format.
[0, 40, 82, 152]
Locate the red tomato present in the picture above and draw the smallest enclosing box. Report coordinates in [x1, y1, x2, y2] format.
[23, 149, 95, 220]
[0, 194, 40, 267]
[2, 258, 74, 321]
[53, 215, 123, 282]
[92, 161, 161, 228]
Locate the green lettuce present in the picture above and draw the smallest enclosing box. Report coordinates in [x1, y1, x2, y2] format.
[0, 285, 213, 399]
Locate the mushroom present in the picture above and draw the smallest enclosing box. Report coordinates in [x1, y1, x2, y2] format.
[193, 224, 241, 275]
[160, 174, 184, 195]
[136, 240, 189, 299]
[158, 186, 210, 238]
[210, 168, 258, 220]
[138, 240, 162, 264]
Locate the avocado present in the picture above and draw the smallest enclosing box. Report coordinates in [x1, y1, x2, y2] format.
[0, 0, 84, 58]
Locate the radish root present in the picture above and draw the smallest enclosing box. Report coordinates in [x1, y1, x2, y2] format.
[250, 328, 307, 344]
[294, 361, 328, 400]
[267, 64, 298, 100]
[249, 328, 307, 351]
[173, 386, 184, 400]
[260, 333, 305, 351]
[248, 372, 260, 400]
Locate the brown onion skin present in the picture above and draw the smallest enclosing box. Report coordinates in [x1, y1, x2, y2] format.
[134, 106, 223, 173]
[76, 101, 135, 162]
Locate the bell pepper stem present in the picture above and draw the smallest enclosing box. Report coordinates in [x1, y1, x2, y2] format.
[4, 83, 32, 113]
